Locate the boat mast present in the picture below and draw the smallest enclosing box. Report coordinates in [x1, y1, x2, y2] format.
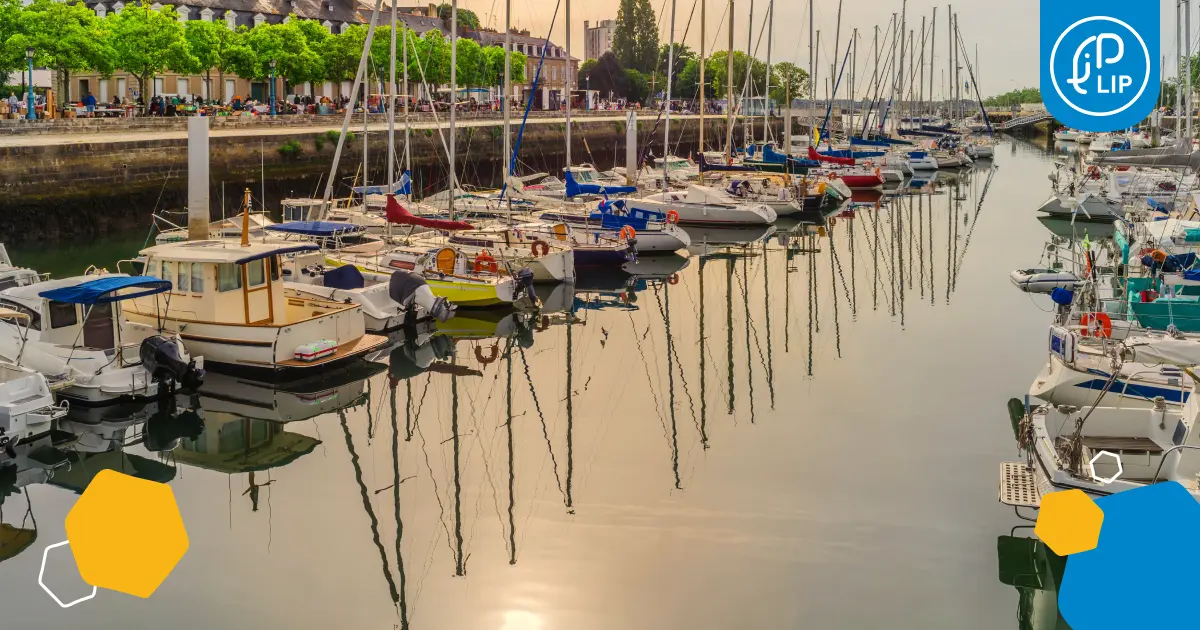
[763, 0, 772, 146]
[947, 5, 953, 123]
[850, 29, 856, 139]
[831, 0, 842, 140]
[387, 0, 396, 190]
[403, 23, 411, 199]
[725, 0, 734, 161]
[807, 0, 813, 141]
[929, 7, 936, 125]
[896, 0, 906, 137]
[504, 0, 512, 217]
[565, 0, 572, 169]
[743, 0, 753, 150]
[699, 0, 705, 153]
[363, 80, 369, 201]
[918, 16, 926, 127]
[449, 0, 458, 220]
[1186, 0, 1193, 144]
[664, 0, 677, 187]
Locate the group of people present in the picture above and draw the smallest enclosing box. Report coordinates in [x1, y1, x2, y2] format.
[4, 91, 46, 115]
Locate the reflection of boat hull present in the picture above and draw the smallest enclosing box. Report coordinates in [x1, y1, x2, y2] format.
[187, 360, 386, 423]
[996, 535, 1069, 630]
[682, 224, 777, 253]
[622, 254, 690, 279]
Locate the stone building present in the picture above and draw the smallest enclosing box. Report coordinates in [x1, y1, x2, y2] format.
[470, 28, 579, 110]
[73, 0, 362, 104]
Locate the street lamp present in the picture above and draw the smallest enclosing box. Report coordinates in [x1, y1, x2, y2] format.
[268, 59, 277, 116]
[25, 47, 35, 121]
[586, 75, 591, 111]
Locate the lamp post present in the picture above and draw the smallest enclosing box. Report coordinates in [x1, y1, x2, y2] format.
[586, 75, 591, 110]
[268, 59, 277, 116]
[25, 47, 36, 121]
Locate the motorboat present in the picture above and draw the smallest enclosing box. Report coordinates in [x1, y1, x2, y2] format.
[0, 245, 43, 292]
[0, 275, 202, 405]
[410, 225, 577, 283]
[1010, 268, 1082, 293]
[1054, 128, 1082, 142]
[125, 240, 389, 376]
[535, 200, 691, 254]
[637, 185, 778, 226]
[0, 310, 68, 452]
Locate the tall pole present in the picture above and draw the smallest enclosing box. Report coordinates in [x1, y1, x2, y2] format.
[1187, 0, 1193, 143]
[744, 0, 753, 149]
[870, 25, 879, 132]
[726, 0, 735, 160]
[664, 0, 677, 186]
[25, 52, 34, 121]
[832, 0, 843, 137]
[897, 0, 906, 135]
[929, 7, 937, 122]
[363, 79, 369, 194]
[503, 0, 512, 210]
[947, 5, 953, 121]
[565, 0, 572, 168]
[1178, 1, 1184, 138]
[387, 0, 397, 188]
[808, 0, 814, 139]
[403, 26, 411, 197]
[850, 29, 857, 135]
[764, 0, 773, 145]
[449, 0, 458, 218]
[919, 16, 927, 125]
[907, 29, 914, 127]
[699, 0, 706, 152]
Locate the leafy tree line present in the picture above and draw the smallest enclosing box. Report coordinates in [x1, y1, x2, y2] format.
[983, 87, 1041, 107]
[0, 0, 525, 104]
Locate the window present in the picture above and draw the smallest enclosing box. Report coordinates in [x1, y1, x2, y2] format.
[191, 263, 204, 293]
[247, 259, 266, 287]
[161, 261, 174, 286]
[217, 263, 242, 292]
[270, 256, 280, 281]
[0, 299, 40, 331]
[48, 302, 78, 329]
[177, 262, 190, 292]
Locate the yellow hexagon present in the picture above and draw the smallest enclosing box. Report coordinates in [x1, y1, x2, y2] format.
[1035, 489, 1104, 556]
[63, 469, 188, 598]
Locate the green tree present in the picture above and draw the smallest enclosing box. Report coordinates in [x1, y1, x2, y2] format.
[11, 0, 112, 102]
[625, 68, 649, 103]
[106, 2, 195, 102]
[233, 20, 323, 94]
[411, 29, 450, 90]
[613, 0, 658, 74]
[454, 37, 483, 93]
[321, 24, 365, 97]
[436, 3, 480, 31]
[983, 87, 1041, 107]
[182, 19, 238, 102]
[0, 0, 23, 79]
[706, 50, 767, 98]
[483, 45, 526, 89]
[580, 51, 628, 99]
[770, 62, 809, 105]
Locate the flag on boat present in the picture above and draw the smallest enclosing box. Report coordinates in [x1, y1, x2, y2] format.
[385, 195, 474, 231]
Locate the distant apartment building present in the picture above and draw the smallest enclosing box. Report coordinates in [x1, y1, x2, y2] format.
[583, 19, 616, 61]
[471, 28, 579, 110]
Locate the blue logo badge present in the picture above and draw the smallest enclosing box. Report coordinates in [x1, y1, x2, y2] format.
[1040, 0, 1160, 132]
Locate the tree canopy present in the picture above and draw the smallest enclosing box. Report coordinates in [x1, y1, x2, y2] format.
[613, 0, 658, 74]
[10, 0, 113, 100]
[983, 87, 1041, 107]
[437, 3, 480, 31]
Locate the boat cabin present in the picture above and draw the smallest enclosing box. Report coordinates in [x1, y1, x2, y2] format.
[136, 241, 320, 326]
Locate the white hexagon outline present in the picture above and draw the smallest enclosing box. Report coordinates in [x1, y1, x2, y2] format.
[38, 541, 97, 609]
[1089, 450, 1124, 484]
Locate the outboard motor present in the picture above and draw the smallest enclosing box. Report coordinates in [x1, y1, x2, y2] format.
[140, 335, 204, 393]
[389, 270, 455, 324]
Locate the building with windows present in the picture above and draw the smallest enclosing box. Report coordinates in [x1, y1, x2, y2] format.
[471, 28, 579, 110]
[583, 19, 615, 61]
[72, 0, 362, 104]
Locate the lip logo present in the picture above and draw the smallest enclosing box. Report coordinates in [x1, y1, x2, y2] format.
[1041, 1, 1159, 132]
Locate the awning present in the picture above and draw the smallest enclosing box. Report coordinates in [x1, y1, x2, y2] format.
[265, 221, 367, 237]
[234, 245, 319, 265]
[1126, 337, 1200, 367]
[39, 276, 172, 305]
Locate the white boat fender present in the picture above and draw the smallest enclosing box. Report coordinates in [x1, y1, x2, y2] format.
[295, 340, 337, 362]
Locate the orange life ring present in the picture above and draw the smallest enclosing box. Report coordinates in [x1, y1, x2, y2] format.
[531, 240, 550, 256]
[619, 226, 637, 241]
[668, 273, 680, 285]
[827, 172, 837, 180]
[475, 343, 499, 365]
[473, 252, 498, 274]
[666, 210, 680, 224]
[1080, 312, 1113, 338]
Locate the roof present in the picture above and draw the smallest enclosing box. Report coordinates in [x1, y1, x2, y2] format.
[140, 240, 319, 264]
[265, 221, 367, 237]
[86, 0, 361, 27]
[39, 276, 173, 305]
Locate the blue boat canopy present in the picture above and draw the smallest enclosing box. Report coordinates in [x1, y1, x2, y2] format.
[565, 170, 637, 198]
[265, 221, 368, 237]
[40, 276, 172, 305]
[352, 171, 412, 196]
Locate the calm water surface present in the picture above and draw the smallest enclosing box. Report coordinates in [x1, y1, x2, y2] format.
[2, 138, 1062, 629]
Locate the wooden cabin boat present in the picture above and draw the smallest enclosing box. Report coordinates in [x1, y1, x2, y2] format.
[125, 241, 388, 376]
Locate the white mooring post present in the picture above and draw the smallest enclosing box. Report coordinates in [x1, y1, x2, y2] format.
[187, 116, 210, 242]
[626, 111, 638, 187]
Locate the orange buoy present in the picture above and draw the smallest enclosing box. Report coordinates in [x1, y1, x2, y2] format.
[666, 210, 680, 224]
[531, 240, 550, 256]
[1080, 312, 1114, 338]
[619, 225, 637, 241]
[668, 273, 680, 285]
[473, 252, 498, 274]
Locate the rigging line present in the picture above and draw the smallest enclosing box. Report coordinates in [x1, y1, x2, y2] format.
[339, 410, 401, 604]
[738, 256, 757, 424]
[518, 346, 566, 499]
[949, 166, 997, 293]
[653, 283, 699, 437]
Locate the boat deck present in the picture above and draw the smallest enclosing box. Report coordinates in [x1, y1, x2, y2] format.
[1081, 436, 1164, 454]
[274, 334, 388, 369]
[998, 462, 1042, 508]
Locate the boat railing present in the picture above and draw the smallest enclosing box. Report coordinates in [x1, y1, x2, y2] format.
[1151, 444, 1200, 483]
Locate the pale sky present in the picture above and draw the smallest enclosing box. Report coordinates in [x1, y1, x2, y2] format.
[455, 0, 1192, 98]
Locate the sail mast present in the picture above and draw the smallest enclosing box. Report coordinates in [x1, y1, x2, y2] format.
[699, 0, 706, 153]
[449, 0, 458, 220]
[503, 0, 512, 218]
[565, 0, 572, 169]
[387, 0, 396, 189]
[763, 0, 772, 146]
[664, 0, 677, 186]
[743, 0, 753, 150]
[928, 7, 936, 126]
[725, 0, 734, 161]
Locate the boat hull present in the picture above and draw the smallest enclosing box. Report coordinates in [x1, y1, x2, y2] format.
[635, 198, 777, 226]
[1029, 354, 1191, 410]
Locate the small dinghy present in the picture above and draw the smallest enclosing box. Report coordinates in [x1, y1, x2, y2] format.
[1010, 268, 1082, 293]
